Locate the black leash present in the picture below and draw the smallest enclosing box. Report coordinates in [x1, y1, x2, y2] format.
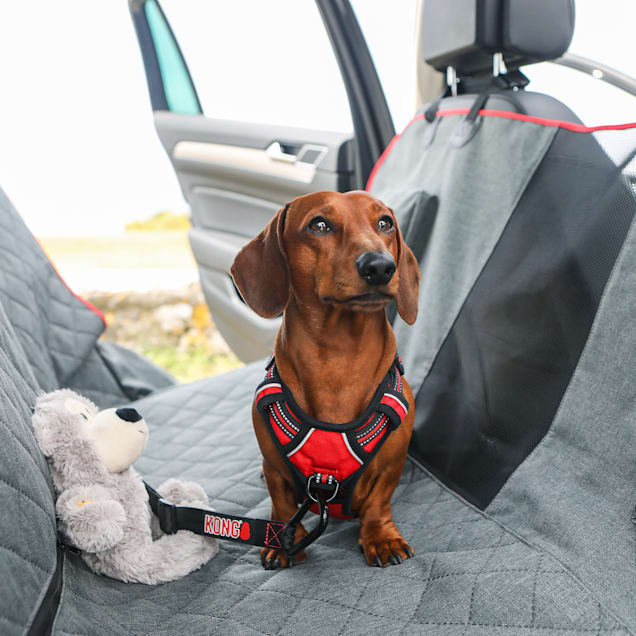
[145, 472, 339, 556]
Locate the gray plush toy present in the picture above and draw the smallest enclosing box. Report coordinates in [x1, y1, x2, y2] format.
[32, 389, 218, 584]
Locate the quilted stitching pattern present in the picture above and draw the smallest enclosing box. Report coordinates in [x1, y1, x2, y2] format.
[53, 363, 629, 635]
[0, 189, 629, 633]
[0, 189, 106, 393]
[0, 303, 57, 636]
[0, 189, 170, 408]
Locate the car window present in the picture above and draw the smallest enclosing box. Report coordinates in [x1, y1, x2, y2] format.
[568, 0, 636, 77]
[145, 0, 201, 114]
[522, 0, 635, 126]
[158, 0, 353, 133]
[351, 0, 419, 132]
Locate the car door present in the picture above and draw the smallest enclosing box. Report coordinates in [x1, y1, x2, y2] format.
[129, 0, 393, 362]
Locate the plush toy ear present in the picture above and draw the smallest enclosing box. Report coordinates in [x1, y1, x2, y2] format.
[395, 219, 421, 325]
[230, 204, 290, 318]
[32, 389, 97, 457]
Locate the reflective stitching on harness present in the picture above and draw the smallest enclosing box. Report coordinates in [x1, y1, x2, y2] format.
[287, 428, 315, 457]
[341, 433, 363, 464]
[356, 412, 384, 439]
[355, 412, 383, 436]
[269, 404, 294, 439]
[358, 418, 388, 446]
[276, 402, 300, 432]
[383, 393, 408, 415]
[257, 382, 281, 393]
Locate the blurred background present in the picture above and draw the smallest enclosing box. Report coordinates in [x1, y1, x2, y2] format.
[0, 0, 633, 381]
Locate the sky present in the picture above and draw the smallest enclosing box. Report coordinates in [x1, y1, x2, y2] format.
[0, 0, 633, 237]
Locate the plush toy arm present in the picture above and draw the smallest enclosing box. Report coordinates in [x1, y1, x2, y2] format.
[56, 485, 126, 553]
[156, 478, 210, 507]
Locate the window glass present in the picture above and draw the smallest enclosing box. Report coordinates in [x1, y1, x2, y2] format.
[145, 0, 201, 114]
[568, 0, 636, 78]
[159, 0, 353, 133]
[522, 0, 635, 126]
[522, 64, 635, 126]
[351, 0, 419, 132]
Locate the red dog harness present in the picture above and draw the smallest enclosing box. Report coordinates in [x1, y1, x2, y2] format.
[255, 354, 408, 519]
[143, 355, 408, 559]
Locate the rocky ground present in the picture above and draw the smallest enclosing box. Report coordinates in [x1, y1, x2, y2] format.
[85, 283, 242, 383]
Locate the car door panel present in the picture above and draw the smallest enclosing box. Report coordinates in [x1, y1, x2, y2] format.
[152, 111, 356, 361]
[188, 227, 279, 361]
[130, 0, 391, 362]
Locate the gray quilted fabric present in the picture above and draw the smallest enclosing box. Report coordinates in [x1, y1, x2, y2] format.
[369, 113, 557, 395]
[0, 188, 174, 408]
[489, 210, 636, 628]
[0, 302, 58, 636]
[0, 188, 105, 394]
[48, 365, 630, 635]
[0, 185, 632, 633]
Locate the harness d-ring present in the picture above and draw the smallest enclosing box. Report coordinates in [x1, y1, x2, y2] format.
[306, 473, 339, 503]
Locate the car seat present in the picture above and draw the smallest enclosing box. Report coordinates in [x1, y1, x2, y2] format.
[1, 0, 635, 633]
[368, 0, 636, 628]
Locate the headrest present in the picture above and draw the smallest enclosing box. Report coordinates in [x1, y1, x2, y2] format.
[421, 0, 574, 77]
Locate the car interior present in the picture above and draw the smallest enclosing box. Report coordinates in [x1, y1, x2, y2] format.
[1, 0, 635, 634]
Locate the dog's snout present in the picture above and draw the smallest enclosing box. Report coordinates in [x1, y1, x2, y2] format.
[116, 407, 142, 423]
[356, 251, 396, 286]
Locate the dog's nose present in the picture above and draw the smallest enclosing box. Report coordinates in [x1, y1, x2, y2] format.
[356, 251, 396, 286]
[116, 407, 142, 423]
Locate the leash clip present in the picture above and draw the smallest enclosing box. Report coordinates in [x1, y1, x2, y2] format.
[281, 473, 338, 556]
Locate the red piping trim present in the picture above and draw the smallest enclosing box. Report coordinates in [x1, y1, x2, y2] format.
[365, 110, 636, 191]
[36, 239, 107, 327]
[437, 109, 636, 133]
[365, 113, 426, 191]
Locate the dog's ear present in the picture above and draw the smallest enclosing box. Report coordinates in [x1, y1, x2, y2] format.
[395, 218, 420, 325]
[230, 204, 290, 318]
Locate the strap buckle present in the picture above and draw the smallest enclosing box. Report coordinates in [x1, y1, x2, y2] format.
[306, 473, 339, 503]
[156, 497, 178, 535]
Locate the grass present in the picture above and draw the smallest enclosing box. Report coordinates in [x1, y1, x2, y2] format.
[39, 232, 196, 269]
[141, 345, 241, 384]
[125, 211, 191, 232]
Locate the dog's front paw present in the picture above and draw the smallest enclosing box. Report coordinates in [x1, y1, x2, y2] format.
[360, 532, 414, 567]
[260, 547, 306, 570]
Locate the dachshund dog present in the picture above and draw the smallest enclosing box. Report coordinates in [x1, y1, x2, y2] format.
[231, 191, 420, 569]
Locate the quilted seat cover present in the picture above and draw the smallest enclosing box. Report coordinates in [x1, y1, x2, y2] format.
[46, 365, 630, 635]
[0, 189, 174, 407]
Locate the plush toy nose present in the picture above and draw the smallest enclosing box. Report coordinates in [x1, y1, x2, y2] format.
[356, 251, 396, 286]
[115, 407, 142, 423]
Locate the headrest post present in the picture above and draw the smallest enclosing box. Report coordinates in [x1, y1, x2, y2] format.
[446, 66, 458, 97]
[492, 52, 507, 78]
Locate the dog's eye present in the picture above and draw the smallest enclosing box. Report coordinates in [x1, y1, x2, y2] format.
[80, 413, 88, 421]
[378, 216, 394, 232]
[308, 216, 331, 234]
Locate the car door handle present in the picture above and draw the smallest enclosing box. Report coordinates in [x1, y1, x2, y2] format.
[265, 141, 297, 164]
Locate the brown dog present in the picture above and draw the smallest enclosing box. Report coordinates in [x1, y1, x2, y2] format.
[230, 190, 420, 568]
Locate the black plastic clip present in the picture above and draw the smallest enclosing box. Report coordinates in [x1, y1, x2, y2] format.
[281, 473, 338, 557]
[156, 497, 178, 535]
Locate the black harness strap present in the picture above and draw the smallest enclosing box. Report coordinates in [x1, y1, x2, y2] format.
[145, 482, 286, 550]
[145, 476, 337, 556]
[256, 355, 407, 518]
